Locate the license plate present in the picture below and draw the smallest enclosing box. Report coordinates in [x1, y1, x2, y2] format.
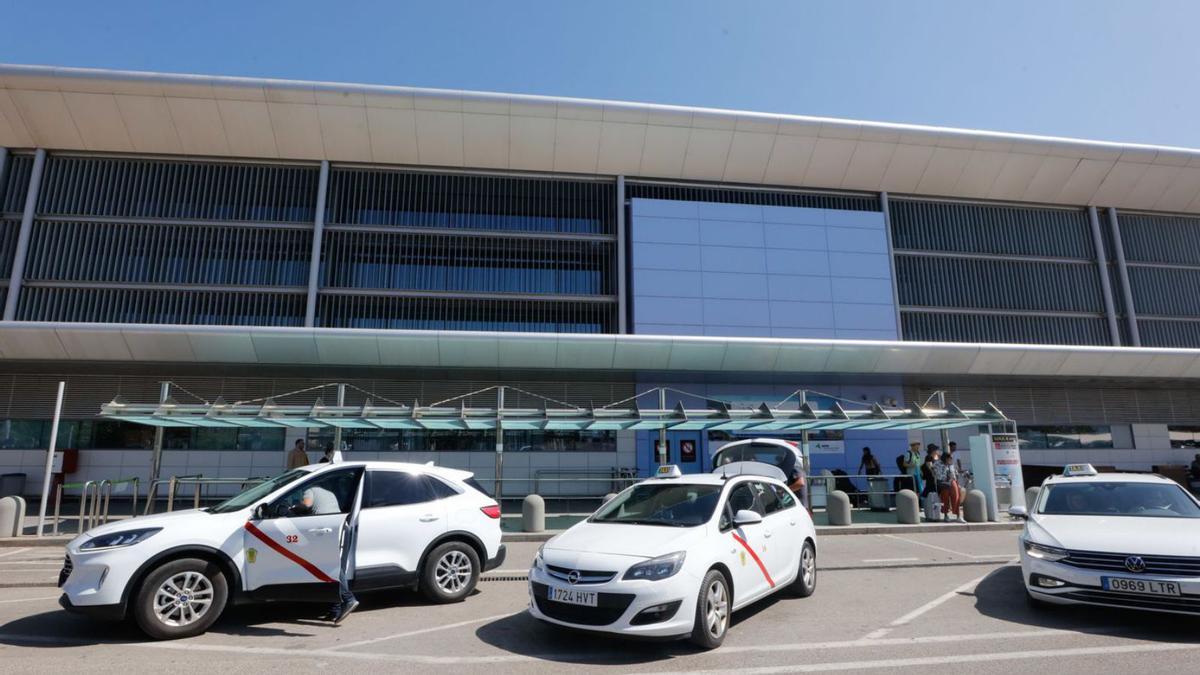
[548, 585, 598, 607]
[1103, 577, 1181, 596]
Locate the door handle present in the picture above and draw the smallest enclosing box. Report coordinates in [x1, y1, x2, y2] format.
[306, 527, 333, 535]
[419, 515, 440, 523]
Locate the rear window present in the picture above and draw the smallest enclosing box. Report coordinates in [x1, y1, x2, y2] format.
[464, 477, 490, 497]
[714, 443, 791, 467]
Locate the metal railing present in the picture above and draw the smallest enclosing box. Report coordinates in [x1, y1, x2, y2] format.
[144, 475, 268, 514]
[51, 476, 139, 535]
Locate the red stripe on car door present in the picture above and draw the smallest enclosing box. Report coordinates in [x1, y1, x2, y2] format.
[244, 521, 337, 584]
[731, 531, 775, 588]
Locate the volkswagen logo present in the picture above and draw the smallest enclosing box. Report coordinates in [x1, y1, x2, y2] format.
[566, 570, 582, 585]
[1124, 556, 1147, 573]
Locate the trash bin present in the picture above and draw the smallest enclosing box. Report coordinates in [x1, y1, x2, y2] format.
[867, 477, 890, 511]
[0, 473, 26, 498]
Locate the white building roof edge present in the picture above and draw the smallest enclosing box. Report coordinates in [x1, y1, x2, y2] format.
[2, 322, 1199, 380]
[2, 64, 1200, 213]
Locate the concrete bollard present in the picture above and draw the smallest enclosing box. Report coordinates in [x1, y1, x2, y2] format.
[1025, 486, 1040, 510]
[964, 489, 988, 523]
[827, 490, 852, 526]
[522, 494, 545, 533]
[895, 489, 919, 524]
[0, 495, 25, 538]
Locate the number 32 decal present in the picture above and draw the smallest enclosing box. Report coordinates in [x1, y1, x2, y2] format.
[285, 535, 299, 544]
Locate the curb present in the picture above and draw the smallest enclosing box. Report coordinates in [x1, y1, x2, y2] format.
[500, 522, 1021, 542]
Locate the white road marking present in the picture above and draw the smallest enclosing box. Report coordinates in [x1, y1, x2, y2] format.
[0, 548, 30, 558]
[327, 612, 518, 651]
[861, 557, 919, 563]
[640, 642, 1200, 675]
[863, 628, 892, 639]
[481, 569, 529, 576]
[0, 561, 65, 565]
[881, 533, 1011, 560]
[0, 595, 58, 604]
[884, 567, 1000, 628]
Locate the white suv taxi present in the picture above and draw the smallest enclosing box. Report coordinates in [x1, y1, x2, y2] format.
[59, 461, 504, 639]
[528, 465, 817, 649]
[1015, 463, 1200, 615]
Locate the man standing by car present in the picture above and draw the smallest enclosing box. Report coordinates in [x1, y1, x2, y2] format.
[287, 438, 309, 470]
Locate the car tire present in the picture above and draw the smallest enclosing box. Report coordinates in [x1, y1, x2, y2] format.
[791, 540, 817, 598]
[132, 557, 228, 640]
[689, 569, 731, 650]
[420, 541, 480, 604]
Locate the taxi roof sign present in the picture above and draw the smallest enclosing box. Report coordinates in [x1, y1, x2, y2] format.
[655, 465, 683, 479]
[1063, 463, 1098, 477]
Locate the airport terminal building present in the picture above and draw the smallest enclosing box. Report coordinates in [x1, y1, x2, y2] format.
[2, 63, 1200, 496]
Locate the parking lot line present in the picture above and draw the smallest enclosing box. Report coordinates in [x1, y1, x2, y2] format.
[0, 595, 58, 604]
[640, 642, 1200, 675]
[0, 548, 30, 558]
[327, 612, 519, 651]
[880, 534, 1011, 560]
[860, 557, 919, 563]
[882, 566, 1002, 629]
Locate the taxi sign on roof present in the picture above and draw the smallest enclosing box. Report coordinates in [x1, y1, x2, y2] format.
[1063, 463, 1098, 477]
[655, 465, 683, 479]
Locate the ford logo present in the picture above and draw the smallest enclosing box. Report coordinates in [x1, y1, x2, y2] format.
[1124, 556, 1146, 573]
[566, 570, 582, 585]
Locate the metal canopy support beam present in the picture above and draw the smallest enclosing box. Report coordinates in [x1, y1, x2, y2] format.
[304, 160, 330, 328]
[1106, 207, 1140, 346]
[495, 386, 504, 499]
[4, 148, 46, 321]
[0, 148, 8, 201]
[879, 191, 904, 339]
[1087, 206, 1121, 346]
[616, 175, 628, 334]
[150, 381, 171, 483]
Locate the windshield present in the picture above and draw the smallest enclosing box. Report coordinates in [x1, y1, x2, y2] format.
[714, 443, 791, 468]
[206, 469, 310, 514]
[1039, 482, 1200, 518]
[591, 483, 721, 527]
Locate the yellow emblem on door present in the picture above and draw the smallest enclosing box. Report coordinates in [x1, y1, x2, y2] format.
[739, 550, 747, 566]
[247, 548, 257, 564]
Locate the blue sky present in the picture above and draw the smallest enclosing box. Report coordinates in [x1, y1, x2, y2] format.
[3, 1, 1196, 147]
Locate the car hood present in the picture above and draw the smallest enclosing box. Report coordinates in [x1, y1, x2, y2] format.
[1032, 515, 1200, 555]
[72, 509, 221, 545]
[545, 522, 703, 560]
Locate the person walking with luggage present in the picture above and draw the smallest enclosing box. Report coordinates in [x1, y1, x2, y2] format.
[935, 450, 963, 522]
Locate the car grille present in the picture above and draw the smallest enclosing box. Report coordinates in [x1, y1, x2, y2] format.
[58, 555, 73, 587]
[531, 582, 634, 626]
[545, 564, 617, 585]
[1063, 589, 1200, 614]
[1063, 550, 1200, 577]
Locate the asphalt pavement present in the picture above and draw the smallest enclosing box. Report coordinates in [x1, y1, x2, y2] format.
[2, 530, 1199, 673]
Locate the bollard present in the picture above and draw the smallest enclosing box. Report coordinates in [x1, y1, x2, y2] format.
[895, 489, 919, 524]
[522, 494, 545, 533]
[1025, 486, 1040, 510]
[964, 489, 988, 523]
[827, 490, 852, 526]
[0, 495, 24, 537]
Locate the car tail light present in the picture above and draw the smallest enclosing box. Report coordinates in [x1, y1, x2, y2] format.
[480, 505, 501, 519]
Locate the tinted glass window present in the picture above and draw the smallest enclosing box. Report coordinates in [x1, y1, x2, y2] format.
[721, 483, 763, 530]
[770, 484, 797, 510]
[367, 471, 432, 508]
[270, 469, 361, 518]
[427, 476, 460, 499]
[1040, 482, 1200, 518]
[754, 482, 782, 514]
[464, 477, 490, 496]
[591, 483, 721, 527]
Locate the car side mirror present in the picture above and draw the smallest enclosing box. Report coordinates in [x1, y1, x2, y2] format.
[733, 509, 763, 526]
[1008, 505, 1028, 520]
[252, 503, 269, 521]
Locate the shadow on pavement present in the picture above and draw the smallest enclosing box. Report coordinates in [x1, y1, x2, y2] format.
[972, 565, 1200, 642]
[0, 587, 480, 647]
[475, 594, 790, 666]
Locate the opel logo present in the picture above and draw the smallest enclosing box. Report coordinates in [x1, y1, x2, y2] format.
[566, 570, 582, 585]
[1124, 556, 1146, 573]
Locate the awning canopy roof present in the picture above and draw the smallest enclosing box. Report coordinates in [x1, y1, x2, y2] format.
[99, 397, 1010, 433]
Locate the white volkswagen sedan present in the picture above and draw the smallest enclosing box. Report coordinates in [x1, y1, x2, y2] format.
[1015, 464, 1200, 615]
[59, 461, 504, 639]
[528, 465, 817, 649]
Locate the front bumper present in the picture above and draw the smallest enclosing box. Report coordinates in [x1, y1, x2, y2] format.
[526, 564, 697, 638]
[1021, 551, 1200, 615]
[59, 593, 126, 621]
[59, 546, 141, 612]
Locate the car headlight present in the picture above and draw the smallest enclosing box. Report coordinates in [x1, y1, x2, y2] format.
[1023, 539, 1068, 562]
[80, 528, 162, 550]
[623, 551, 686, 581]
[533, 544, 545, 571]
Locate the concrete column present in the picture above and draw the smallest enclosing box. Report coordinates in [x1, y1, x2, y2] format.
[879, 191, 904, 339]
[4, 148, 46, 321]
[495, 386, 505, 500]
[1087, 206, 1121, 346]
[616, 175, 628, 333]
[304, 160, 331, 327]
[1106, 207, 1141, 346]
